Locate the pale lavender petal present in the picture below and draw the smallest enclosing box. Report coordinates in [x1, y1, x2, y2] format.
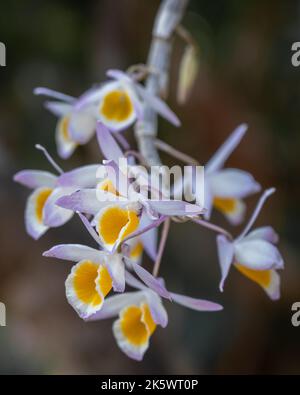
[74, 81, 119, 111]
[131, 261, 171, 300]
[86, 292, 143, 321]
[96, 122, 123, 161]
[145, 291, 168, 328]
[106, 254, 125, 293]
[206, 123, 248, 174]
[68, 111, 96, 144]
[74, 85, 102, 110]
[43, 187, 74, 227]
[34, 87, 75, 103]
[139, 213, 158, 262]
[44, 101, 72, 116]
[43, 244, 102, 263]
[57, 165, 101, 188]
[13, 170, 57, 189]
[113, 132, 131, 151]
[234, 239, 284, 270]
[56, 189, 104, 215]
[135, 84, 181, 127]
[25, 189, 49, 240]
[77, 212, 104, 248]
[203, 182, 213, 220]
[216, 235, 234, 292]
[55, 118, 77, 159]
[170, 292, 223, 312]
[244, 226, 279, 244]
[209, 169, 261, 199]
[148, 199, 203, 216]
[106, 69, 132, 83]
[125, 270, 146, 290]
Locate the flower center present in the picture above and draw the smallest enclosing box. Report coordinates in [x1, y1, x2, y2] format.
[119, 303, 156, 346]
[97, 206, 139, 246]
[73, 260, 112, 306]
[100, 90, 133, 122]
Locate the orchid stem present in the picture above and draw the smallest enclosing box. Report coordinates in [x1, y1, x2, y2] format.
[191, 217, 233, 240]
[134, 0, 190, 166]
[153, 218, 171, 277]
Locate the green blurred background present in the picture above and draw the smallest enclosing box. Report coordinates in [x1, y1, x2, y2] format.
[0, 0, 300, 374]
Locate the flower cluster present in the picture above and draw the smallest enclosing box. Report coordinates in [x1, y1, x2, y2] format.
[14, 67, 284, 361]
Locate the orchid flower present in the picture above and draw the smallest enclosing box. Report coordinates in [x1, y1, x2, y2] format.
[74, 69, 181, 131]
[217, 188, 284, 300]
[43, 237, 173, 319]
[34, 68, 180, 158]
[86, 272, 223, 361]
[13, 142, 106, 240]
[43, 243, 127, 319]
[204, 123, 261, 224]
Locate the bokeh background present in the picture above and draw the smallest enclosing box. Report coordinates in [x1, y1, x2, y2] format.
[0, 0, 300, 374]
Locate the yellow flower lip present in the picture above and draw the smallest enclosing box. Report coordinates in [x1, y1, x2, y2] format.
[235, 263, 271, 288]
[96, 205, 140, 248]
[66, 259, 113, 318]
[118, 303, 156, 347]
[100, 89, 134, 123]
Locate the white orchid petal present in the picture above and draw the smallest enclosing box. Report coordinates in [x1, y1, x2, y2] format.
[206, 123, 248, 174]
[14, 170, 57, 189]
[69, 111, 96, 144]
[44, 101, 72, 117]
[234, 239, 284, 270]
[25, 188, 51, 240]
[34, 87, 75, 102]
[56, 189, 107, 215]
[209, 169, 261, 199]
[170, 292, 223, 312]
[148, 200, 203, 216]
[135, 84, 181, 127]
[243, 226, 279, 244]
[139, 213, 158, 262]
[86, 292, 144, 321]
[216, 235, 234, 291]
[43, 187, 75, 227]
[106, 253, 126, 293]
[96, 122, 124, 161]
[145, 291, 168, 328]
[57, 165, 101, 188]
[43, 244, 103, 263]
[55, 117, 77, 159]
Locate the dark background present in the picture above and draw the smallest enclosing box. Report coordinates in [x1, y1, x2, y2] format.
[0, 0, 300, 374]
